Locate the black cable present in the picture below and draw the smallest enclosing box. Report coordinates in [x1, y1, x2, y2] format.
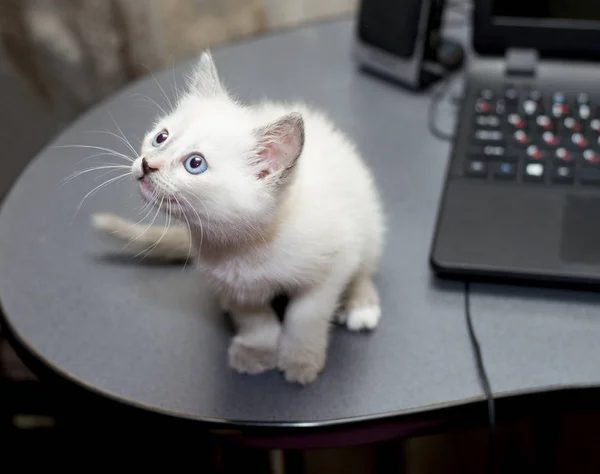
[427, 69, 496, 473]
[464, 281, 496, 474]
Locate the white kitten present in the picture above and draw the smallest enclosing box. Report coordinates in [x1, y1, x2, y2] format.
[93, 52, 384, 384]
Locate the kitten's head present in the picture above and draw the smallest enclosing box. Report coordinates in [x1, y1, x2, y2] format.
[133, 52, 304, 244]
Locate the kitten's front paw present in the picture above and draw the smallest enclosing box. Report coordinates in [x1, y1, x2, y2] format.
[278, 346, 325, 385]
[228, 337, 278, 375]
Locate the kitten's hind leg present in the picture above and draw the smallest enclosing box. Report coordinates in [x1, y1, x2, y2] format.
[336, 273, 381, 331]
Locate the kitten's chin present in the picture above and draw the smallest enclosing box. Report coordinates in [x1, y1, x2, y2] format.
[138, 179, 182, 215]
[138, 179, 155, 202]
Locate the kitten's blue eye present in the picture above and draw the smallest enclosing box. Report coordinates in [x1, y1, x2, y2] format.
[184, 154, 208, 174]
[152, 129, 169, 147]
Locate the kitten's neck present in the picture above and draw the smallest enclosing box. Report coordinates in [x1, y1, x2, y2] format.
[191, 203, 289, 262]
[190, 182, 297, 262]
[191, 225, 271, 261]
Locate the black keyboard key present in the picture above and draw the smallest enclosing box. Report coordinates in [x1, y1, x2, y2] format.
[535, 115, 553, 131]
[475, 99, 493, 114]
[555, 147, 576, 165]
[552, 91, 566, 103]
[513, 130, 530, 146]
[504, 85, 519, 102]
[524, 162, 545, 182]
[541, 131, 560, 147]
[576, 104, 592, 120]
[552, 102, 569, 118]
[570, 132, 589, 150]
[577, 104, 592, 120]
[465, 160, 487, 178]
[468, 146, 517, 162]
[508, 113, 526, 129]
[479, 89, 495, 101]
[482, 145, 519, 161]
[553, 165, 575, 183]
[494, 99, 506, 115]
[475, 115, 501, 128]
[503, 86, 519, 112]
[482, 145, 511, 159]
[563, 117, 582, 133]
[522, 99, 539, 116]
[525, 145, 546, 161]
[473, 129, 504, 144]
[580, 167, 600, 184]
[493, 162, 517, 180]
[528, 89, 543, 102]
[576, 92, 589, 105]
[583, 149, 600, 166]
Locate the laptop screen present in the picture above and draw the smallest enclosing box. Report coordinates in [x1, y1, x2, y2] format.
[493, 0, 600, 23]
[475, 0, 600, 58]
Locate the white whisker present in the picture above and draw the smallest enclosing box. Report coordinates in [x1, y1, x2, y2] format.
[136, 198, 172, 259]
[86, 130, 138, 158]
[75, 173, 130, 214]
[108, 112, 139, 157]
[132, 61, 173, 111]
[54, 144, 134, 163]
[152, 73, 174, 111]
[126, 196, 163, 253]
[92, 168, 130, 182]
[61, 164, 131, 187]
[135, 195, 159, 222]
[179, 192, 206, 253]
[173, 194, 193, 268]
[133, 189, 159, 218]
[74, 151, 131, 166]
[172, 57, 181, 104]
[129, 94, 167, 115]
[113, 197, 159, 241]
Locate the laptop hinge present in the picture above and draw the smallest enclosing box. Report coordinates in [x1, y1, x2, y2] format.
[505, 48, 538, 77]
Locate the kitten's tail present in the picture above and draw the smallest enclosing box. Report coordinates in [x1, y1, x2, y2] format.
[91, 213, 194, 262]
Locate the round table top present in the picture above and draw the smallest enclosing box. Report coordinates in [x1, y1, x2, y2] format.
[0, 19, 483, 427]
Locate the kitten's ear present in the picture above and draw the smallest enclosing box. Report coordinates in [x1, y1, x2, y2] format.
[187, 51, 225, 97]
[254, 113, 305, 182]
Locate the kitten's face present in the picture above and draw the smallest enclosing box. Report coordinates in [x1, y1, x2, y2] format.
[134, 96, 265, 227]
[132, 52, 304, 243]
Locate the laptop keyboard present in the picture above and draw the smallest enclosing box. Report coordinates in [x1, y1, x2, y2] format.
[465, 86, 600, 185]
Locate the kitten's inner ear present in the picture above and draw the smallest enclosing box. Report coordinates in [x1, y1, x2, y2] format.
[255, 113, 305, 180]
[187, 51, 225, 97]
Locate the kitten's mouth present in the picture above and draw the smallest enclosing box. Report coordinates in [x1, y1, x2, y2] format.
[138, 178, 178, 207]
[138, 178, 155, 200]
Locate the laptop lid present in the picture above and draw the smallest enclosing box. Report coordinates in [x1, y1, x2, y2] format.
[474, 0, 600, 60]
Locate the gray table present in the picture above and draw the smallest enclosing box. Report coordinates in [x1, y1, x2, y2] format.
[1, 18, 597, 429]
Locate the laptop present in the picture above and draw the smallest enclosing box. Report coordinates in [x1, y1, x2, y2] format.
[430, 0, 600, 286]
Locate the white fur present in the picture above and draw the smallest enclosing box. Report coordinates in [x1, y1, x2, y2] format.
[337, 307, 381, 331]
[92, 51, 384, 384]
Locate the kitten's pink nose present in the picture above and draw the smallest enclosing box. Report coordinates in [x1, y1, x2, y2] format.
[141, 157, 159, 177]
